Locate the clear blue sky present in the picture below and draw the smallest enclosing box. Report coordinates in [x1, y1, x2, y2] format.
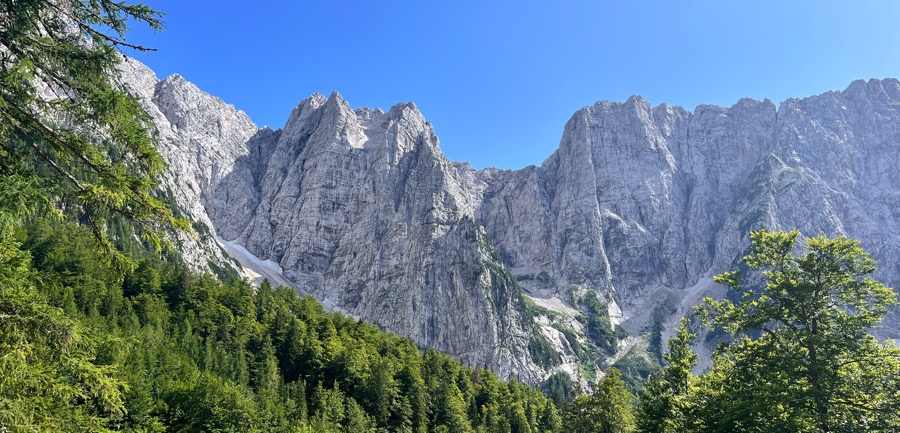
[127, 0, 900, 169]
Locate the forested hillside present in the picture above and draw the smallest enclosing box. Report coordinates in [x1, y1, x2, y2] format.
[0, 218, 563, 432]
[1, 209, 625, 433]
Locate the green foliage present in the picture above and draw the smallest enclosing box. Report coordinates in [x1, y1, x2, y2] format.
[0, 0, 187, 268]
[612, 335, 662, 394]
[636, 320, 697, 433]
[699, 229, 900, 432]
[576, 291, 623, 354]
[542, 371, 578, 407]
[636, 229, 900, 432]
[0, 227, 126, 432]
[0, 217, 565, 432]
[162, 372, 258, 432]
[648, 303, 674, 363]
[529, 325, 563, 368]
[0, 3, 564, 432]
[565, 368, 636, 433]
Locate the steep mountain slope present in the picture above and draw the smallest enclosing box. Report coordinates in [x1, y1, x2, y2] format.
[117, 61, 545, 380]
[117, 58, 900, 383]
[475, 81, 900, 341]
[211, 93, 538, 380]
[116, 59, 257, 273]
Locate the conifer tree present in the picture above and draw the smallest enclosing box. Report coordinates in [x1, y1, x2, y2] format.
[636, 320, 697, 433]
[566, 368, 635, 433]
[0, 0, 184, 265]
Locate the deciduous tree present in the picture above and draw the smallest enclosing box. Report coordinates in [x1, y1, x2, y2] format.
[699, 229, 900, 432]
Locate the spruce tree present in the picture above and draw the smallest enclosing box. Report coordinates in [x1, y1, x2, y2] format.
[0, 0, 184, 265]
[636, 320, 698, 433]
[566, 368, 635, 433]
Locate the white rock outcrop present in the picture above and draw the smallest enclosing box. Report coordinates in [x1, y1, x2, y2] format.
[116, 59, 258, 272]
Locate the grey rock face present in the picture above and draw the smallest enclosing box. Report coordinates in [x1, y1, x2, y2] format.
[477, 81, 900, 339]
[118, 56, 900, 382]
[116, 59, 258, 272]
[477, 97, 778, 316]
[115, 62, 533, 380]
[117, 62, 542, 380]
[210, 92, 539, 380]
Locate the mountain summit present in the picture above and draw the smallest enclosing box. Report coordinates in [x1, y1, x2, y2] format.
[119, 58, 900, 383]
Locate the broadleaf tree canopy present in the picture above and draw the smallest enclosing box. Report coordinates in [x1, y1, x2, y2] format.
[698, 229, 900, 432]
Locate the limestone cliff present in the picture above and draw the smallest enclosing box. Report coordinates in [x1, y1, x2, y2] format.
[211, 93, 538, 380]
[117, 58, 900, 383]
[475, 82, 900, 343]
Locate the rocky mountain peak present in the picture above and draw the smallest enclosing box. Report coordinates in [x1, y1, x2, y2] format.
[196, 85, 541, 380]
[843, 77, 900, 102]
[322, 90, 349, 112]
[118, 58, 900, 384]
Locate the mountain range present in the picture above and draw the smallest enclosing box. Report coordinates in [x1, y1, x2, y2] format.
[116, 59, 900, 385]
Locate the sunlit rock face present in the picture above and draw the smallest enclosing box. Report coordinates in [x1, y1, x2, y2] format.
[475, 80, 900, 339]
[471, 97, 779, 331]
[116, 59, 258, 272]
[120, 56, 900, 382]
[210, 92, 538, 381]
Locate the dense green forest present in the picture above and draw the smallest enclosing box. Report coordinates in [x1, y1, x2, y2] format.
[0, 218, 567, 432]
[4, 214, 900, 433]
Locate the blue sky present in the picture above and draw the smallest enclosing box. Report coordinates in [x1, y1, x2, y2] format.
[128, 1, 900, 169]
